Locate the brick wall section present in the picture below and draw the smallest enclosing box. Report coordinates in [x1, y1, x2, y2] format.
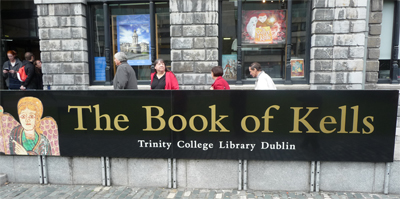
[36, 3, 89, 90]
[170, 0, 218, 90]
[365, 0, 382, 89]
[310, 0, 368, 90]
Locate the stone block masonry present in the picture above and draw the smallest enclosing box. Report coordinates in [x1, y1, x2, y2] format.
[35, 2, 89, 90]
[310, 0, 370, 90]
[170, 0, 219, 90]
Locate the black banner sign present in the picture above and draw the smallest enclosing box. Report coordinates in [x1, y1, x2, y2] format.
[0, 90, 397, 162]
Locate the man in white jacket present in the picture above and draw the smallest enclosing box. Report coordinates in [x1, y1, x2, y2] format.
[248, 62, 276, 90]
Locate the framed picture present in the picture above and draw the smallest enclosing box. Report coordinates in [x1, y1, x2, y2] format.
[290, 59, 304, 77]
[116, 14, 151, 66]
[242, 10, 286, 45]
[222, 55, 238, 80]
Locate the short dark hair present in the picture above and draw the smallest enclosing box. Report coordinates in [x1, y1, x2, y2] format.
[211, 66, 224, 77]
[249, 62, 262, 71]
[25, 52, 34, 61]
[154, 58, 170, 72]
[34, 60, 41, 66]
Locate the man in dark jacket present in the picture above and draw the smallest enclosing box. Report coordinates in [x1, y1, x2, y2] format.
[20, 52, 37, 90]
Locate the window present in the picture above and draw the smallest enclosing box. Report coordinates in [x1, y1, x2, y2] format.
[88, 1, 170, 84]
[379, 0, 394, 81]
[221, 0, 310, 84]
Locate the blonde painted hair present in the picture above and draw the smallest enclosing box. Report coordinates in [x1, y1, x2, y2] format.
[17, 97, 43, 134]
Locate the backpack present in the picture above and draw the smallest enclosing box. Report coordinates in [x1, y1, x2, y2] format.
[17, 66, 27, 82]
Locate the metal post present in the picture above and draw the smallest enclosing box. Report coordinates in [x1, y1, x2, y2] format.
[172, 158, 177, 188]
[168, 158, 172, 188]
[150, 1, 156, 73]
[316, 161, 320, 192]
[284, 0, 293, 84]
[42, 156, 48, 184]
[106, 157, 111, 186]
[391, 0, 400, 84]
[238, 160, 242, 190]
[101, 157, 106, 186]
[384, 162, 391, 194]
[310, 161, 315, 192]
[243, 160, 247, 190]
[103, 2, 112, 85]
[38, 156, 43, 184]
[236, 0, 242, 84]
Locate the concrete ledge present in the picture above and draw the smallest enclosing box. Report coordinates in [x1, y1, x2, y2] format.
[34, 0, 86, 4]
[0, 173, 7, 186]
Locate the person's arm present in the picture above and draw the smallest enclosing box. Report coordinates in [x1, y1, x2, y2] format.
[22, 64, 35, 87]
[2, 62, 9, 78]
[169, 72, 179, 90]
[115, 66, 129, 89]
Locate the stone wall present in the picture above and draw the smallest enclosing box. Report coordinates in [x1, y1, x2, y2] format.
[365, 0, 382, 89]
[36, 1, 89, 90]
[169, 0, 219, 90]
[310, 0, 369, 90]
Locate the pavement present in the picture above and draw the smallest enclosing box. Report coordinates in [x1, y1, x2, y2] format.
[1, 184, 400, 199]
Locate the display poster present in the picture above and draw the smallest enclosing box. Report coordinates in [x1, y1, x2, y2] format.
[94, 57, 106, 81]
[0, 90, 398, 162]
[222, 55, 237, 80]
[242, 10, 286, 45]
[290, 59, 304, 77]
[117, 15, 151, 65]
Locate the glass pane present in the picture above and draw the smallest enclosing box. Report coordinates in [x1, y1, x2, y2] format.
[221, 1, 238, 80]
[1, 0, 37, 38]
[156, 2, 171, 70]
[378, 60, 391, 80]
[91, 4, 106, 81]
[290, 0, 308, 78]
[110, 3, 151, 80]
[242, 0, 286, 80]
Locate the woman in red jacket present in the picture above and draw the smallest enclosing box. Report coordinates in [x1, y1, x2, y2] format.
[210, 66, 230, 90]
[151, 59, 179, 90]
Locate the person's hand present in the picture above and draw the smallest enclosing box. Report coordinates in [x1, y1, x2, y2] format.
[3, 70, 8, 74]
[20, 85, 26, 90]
[9, 70, 15, 74]
[210, 87, 214, 90]
[13, 141, 28, 155]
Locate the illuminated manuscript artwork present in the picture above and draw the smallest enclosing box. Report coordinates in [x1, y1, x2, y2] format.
[0, 97, 60, 156]
[290, 59, 304, 77]
[242, 10, 286, 45]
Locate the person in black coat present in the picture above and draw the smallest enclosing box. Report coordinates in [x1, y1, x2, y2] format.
[34, 60, 43, 90]
[20, 52, 37, 90]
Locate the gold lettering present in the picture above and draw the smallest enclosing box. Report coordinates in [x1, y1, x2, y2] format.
[290, 107, 319, 133]
[338, 105, 348, 133]
[241, 115, 260, 133]
[262, 105, 280, 133]
[93, 104, 113, 131]
[142, 106, 166, 131]
[189, 115, 208, 132]
[168, 114, 187, 132]
[319, 116, 337, 134]
[209, 105, 230, 132]
[350, 105, 360, 134]
[68, 105, 92, 130]
[362, 116, 374, 134]
[114, 114, 129, 131]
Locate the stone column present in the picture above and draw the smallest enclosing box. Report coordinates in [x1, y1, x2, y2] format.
[35, 0, 88, 90]
[170, 0, 219, 90]
[365, 0, 382, 89]
[310, 0, 368, 90]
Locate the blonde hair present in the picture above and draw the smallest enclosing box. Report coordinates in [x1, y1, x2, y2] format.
[17, 97, 43, 134]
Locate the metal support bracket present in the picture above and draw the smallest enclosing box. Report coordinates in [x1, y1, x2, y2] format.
[106, 157, 111, 186]
[101, 157, 106, 186]
[38, 156, 43, 184]
[168, 158, 172, 188]
[243, 160, 248, 190]
[42, 156, 48, 184]
[316, 161, 320, 192]
[384, 162, 391, 194]
[238, 160, 242, 190]
[173, 158, 177, 188]
[310, 161, 315, 192]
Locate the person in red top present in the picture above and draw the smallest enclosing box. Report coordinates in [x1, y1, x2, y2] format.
[150, 59, 179, 90]
[210, 66, 230, 90]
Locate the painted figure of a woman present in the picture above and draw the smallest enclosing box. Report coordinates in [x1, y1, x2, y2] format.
[9, 97, 52, 155]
